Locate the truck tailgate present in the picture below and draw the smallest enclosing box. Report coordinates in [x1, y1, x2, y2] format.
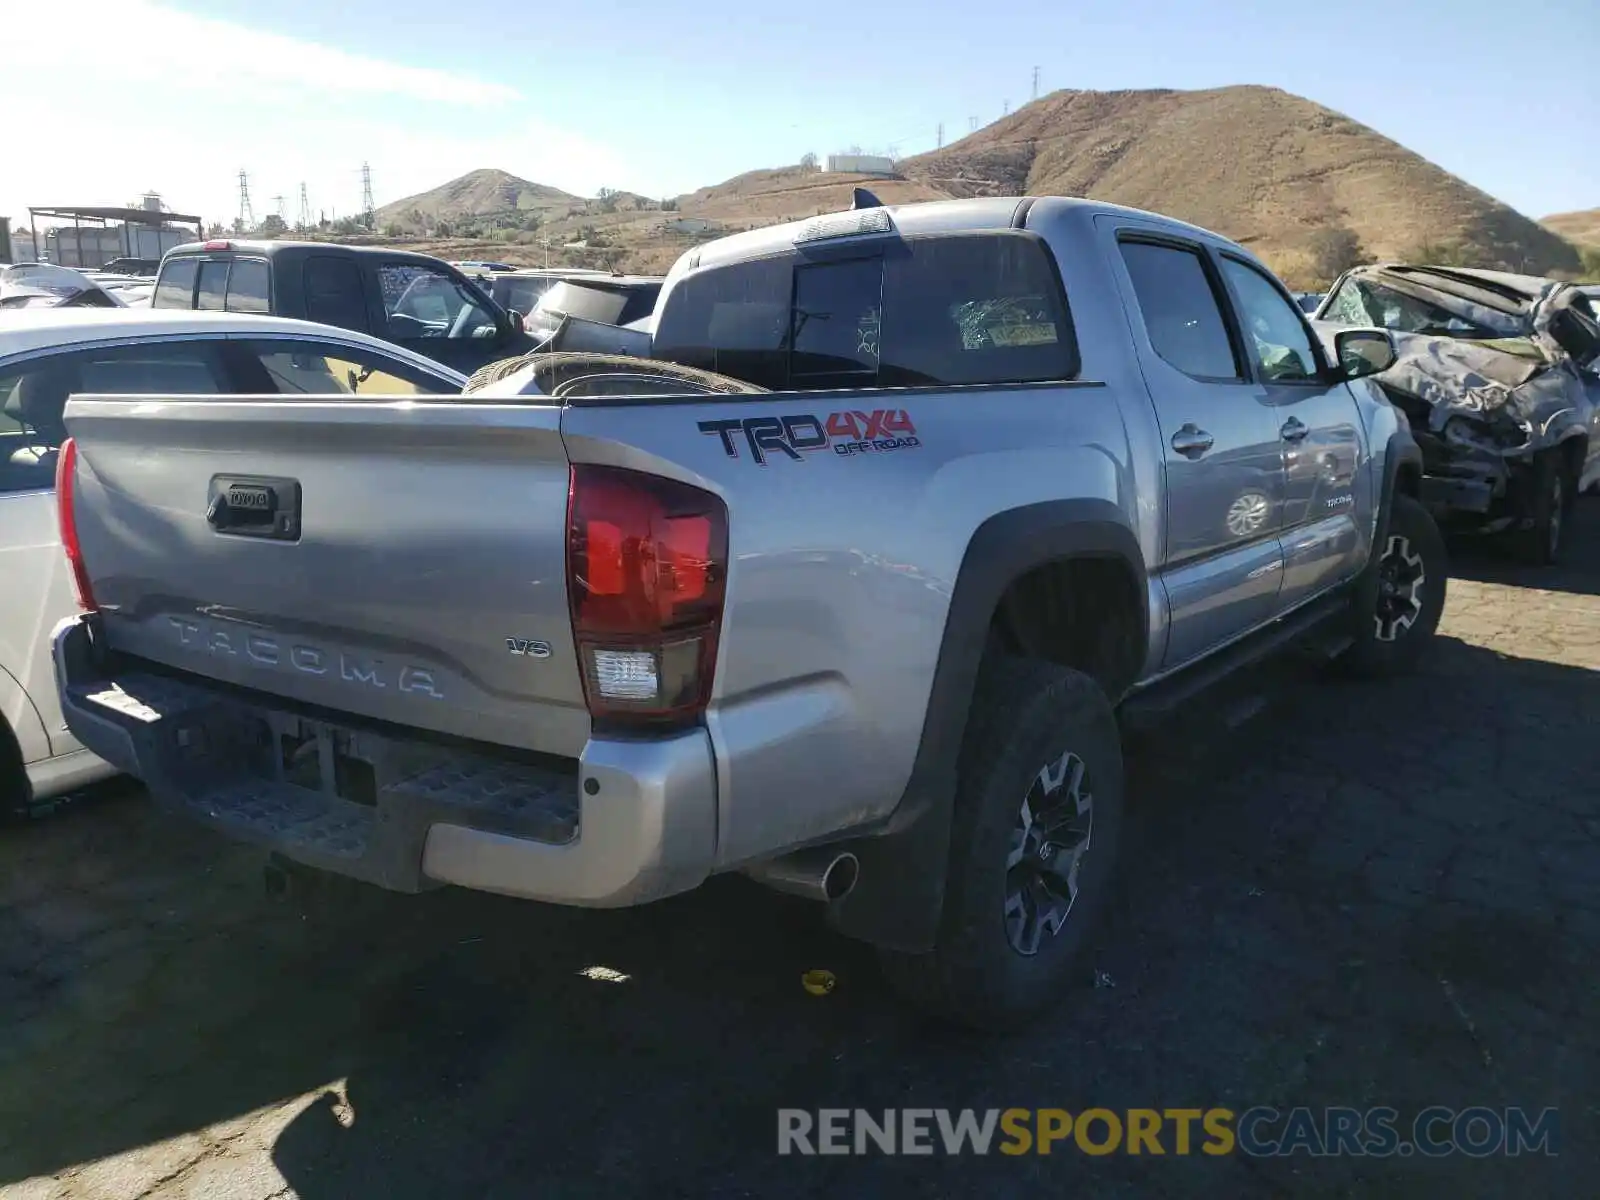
[64, 396, 590, 759]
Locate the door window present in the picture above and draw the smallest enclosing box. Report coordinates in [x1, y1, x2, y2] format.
[1118, 241, 1241, 380]
[1219, 258, 1322, 382]
[246, 340, 457, 396]
[0, 343, 225, 493]
[379, 265, 498, 340]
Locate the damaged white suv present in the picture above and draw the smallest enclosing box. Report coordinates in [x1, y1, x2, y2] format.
[1315, 265, 1600, 563]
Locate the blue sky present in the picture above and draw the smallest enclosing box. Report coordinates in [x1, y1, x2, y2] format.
[8, 0, 1596, 231]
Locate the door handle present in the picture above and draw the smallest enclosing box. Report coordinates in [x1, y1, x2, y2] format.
[1280, 417, 1310, 442]
[1170, 424, 1214, 458]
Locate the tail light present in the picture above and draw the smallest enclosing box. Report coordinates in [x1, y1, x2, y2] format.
[55, 437, 98, 612]
[566, 464, 727, 729]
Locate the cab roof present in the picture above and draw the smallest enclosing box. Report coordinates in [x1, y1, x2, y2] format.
[0, 308, 467, 382]
[163, 240, 463, 270]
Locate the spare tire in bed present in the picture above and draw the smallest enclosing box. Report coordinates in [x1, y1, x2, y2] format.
[462, 352, 768, 398]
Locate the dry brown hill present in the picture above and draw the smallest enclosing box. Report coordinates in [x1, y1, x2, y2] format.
[344, 88, 1583, 286]
[900, 86, 1579, 285]
[1542, 208, 1600, 250]
[375, 168, 580, 228]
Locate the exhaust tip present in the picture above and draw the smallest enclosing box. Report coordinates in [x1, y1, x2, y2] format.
[822, 852, 859, 902]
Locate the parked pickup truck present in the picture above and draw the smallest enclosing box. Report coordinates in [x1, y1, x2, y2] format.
[53, 197, 1444, 1027]
[150, 240, 537, 375]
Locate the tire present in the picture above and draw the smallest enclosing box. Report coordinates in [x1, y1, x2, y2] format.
[879, 658, 1124, 1030]
[462, 352, 767, 398]
[1509, 449, 1575, 565]
[1339, 493, 1447, 678]
[462, 353, 543, 394]
[0, 719, 28, 826]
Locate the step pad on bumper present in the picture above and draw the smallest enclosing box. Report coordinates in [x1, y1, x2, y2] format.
[71, 671, 580, 890]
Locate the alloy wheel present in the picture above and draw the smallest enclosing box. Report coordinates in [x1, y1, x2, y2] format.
[1004, 749, 1094, 956]
[1374, 533, 1425, 642]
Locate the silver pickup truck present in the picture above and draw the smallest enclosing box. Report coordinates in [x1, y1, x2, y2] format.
[51, 197, 1444, 1027]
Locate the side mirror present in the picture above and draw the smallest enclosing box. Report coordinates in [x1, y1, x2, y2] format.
[1335, 328, 1396, 381]
[505, 308, 524, 327]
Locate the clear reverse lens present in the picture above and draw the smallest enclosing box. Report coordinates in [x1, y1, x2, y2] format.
[591, 649, 659, 702]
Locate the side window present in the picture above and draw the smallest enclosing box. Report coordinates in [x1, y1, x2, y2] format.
[196, 261, 229, 311]
[0, 344, 224, 493]
[247, 340, 455, 396]
[151, 257, 198, 308]
[304, 257, 368, 333]
[379, 265, 497, 340]
[1219, 258, 1322, 382]
[1118, 241, 1241, 380]
[76, 345, 225, 394]
[224, 259, 270, 314]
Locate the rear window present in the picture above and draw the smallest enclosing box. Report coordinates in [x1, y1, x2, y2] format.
[151, 257, 198, 308]
[496, 276, 557, 315]
[651, 233, 1076, 389]
[196, 261, 229, 311]
[532, 281, 661, 329]
[156, 257, 271, 314]
[224, 259, 270, 314]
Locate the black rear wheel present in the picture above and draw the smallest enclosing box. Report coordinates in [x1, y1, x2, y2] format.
[879, 659, 1123, 1029]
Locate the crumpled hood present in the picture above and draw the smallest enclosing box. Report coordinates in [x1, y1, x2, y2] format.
[1381, 330, 1545, 429]
[1313, 312, 1591, 445]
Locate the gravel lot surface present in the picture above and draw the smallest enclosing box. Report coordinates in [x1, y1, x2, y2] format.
[4, 514, 1597, 1198]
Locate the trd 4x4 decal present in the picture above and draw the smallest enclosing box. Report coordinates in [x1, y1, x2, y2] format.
[698, 409, 920, 465]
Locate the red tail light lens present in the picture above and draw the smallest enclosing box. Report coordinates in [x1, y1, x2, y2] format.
[54, 437, 98, 612]
[567, 464, 727, 727]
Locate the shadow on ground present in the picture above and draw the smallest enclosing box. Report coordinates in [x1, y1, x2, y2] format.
[1443, 493, 1600, 597]
[3, 527, 1598, 1198]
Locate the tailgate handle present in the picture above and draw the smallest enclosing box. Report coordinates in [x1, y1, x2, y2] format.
[206, 475, 302, 541]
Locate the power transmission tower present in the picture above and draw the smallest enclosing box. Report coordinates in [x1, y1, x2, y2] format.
[236, 168, 255, 229]
[360, 162, 376, 229]
[1032, 66, 1040, 101]
[969, 115, 979, 133]
[297, 183, 311, 231]
[271, 194, 287, 220]
[936, 122, 944, 149]
[1003, 99, 1010, 116]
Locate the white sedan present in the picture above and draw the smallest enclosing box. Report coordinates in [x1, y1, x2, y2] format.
[1, 309, 466, 814]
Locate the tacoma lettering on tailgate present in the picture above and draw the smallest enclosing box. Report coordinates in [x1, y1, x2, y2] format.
[166, 617, 445, 698]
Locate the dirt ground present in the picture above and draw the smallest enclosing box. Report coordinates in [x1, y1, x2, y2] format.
[3, 513, 1597, 1199]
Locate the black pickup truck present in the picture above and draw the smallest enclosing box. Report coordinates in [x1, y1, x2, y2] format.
[150, 240, 536, 374]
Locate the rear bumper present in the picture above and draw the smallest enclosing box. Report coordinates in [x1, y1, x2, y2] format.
[51, 616, 716, 907]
